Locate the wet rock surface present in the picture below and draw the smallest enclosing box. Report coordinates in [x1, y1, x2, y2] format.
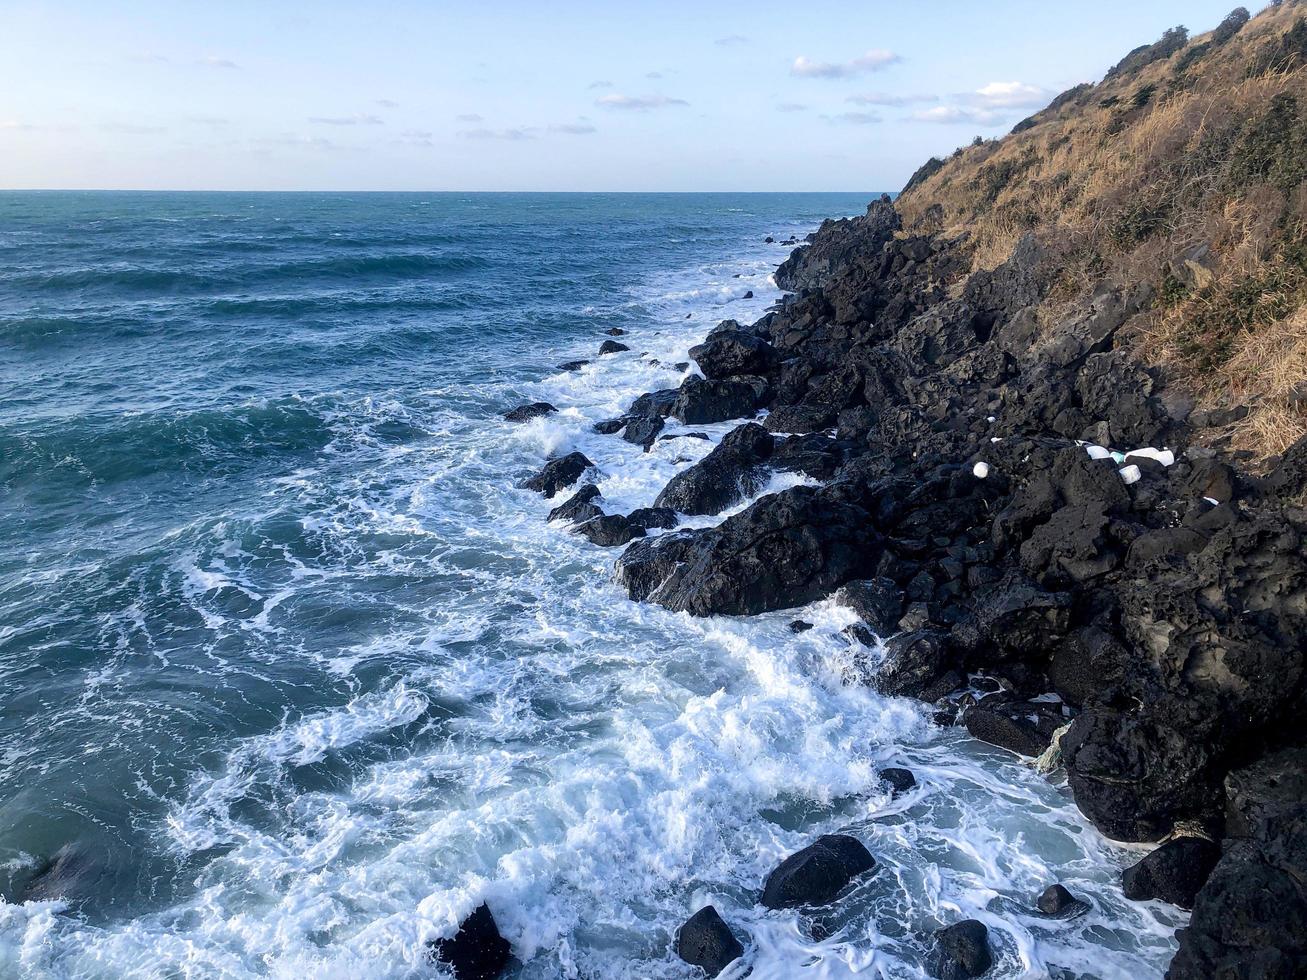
[760, 834, 875, 910]
[675, 905, 744, 976]
[428, 903, 511, 980]
[927, 919, 992, 980]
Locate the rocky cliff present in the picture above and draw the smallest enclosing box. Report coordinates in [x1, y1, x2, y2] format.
[517, 4, 1307, 977]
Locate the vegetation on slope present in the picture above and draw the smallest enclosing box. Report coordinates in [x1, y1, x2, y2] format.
[897, 1, 1307, 459]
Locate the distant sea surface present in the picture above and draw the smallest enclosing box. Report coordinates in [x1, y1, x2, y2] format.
[0, 192, 1182, 978]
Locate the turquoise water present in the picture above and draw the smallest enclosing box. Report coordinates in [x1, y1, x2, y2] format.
[0, 192, 1181, 978]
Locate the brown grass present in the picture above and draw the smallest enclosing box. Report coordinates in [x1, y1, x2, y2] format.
[896, 3, 1307, 458]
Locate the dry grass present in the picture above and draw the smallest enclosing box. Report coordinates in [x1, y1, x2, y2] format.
[896, 1, 1307, 459]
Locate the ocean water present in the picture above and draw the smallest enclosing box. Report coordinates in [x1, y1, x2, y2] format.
[0, 192, 1184, 979]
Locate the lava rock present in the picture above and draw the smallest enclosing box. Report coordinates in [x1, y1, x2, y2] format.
[502, 402, 557, 423]
[429, 903, 511, 980]
[593, 417, 630, 435]
[622, 415, 665, 450]
[789, 620, 814, 633]
[927, 919, 992, 980]
[522, 452, 595, 498]
[599, 340, 630, 355]
[880, 768, 916, 796]
[760, 834, 875, 910]
[655, 422, 773, 516]
[547, 483, 603, 524]
[627, 507, 678, 531]
[604, 327, 626, 336]
[556, 359, 590, 372]
[629, 388, 680, 418]
[963, 696, 1064, 757]
[1036, 883, 1089, 918]
[834, 578, 903, 637]
[672, 376, 765, 425]
[1122, 837, 1221, 910]
[575, 514, 645, 547]
[873, 630, 963, 702]
[689, 329, 779, 380]
[676, 905, 744, 977]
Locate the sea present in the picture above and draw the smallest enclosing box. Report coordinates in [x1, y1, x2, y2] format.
[0, 192, 1184, 978]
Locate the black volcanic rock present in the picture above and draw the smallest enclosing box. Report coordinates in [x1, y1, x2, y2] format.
[760, 834, 875, 910]
[599, 340, 630, 355]
[556, 359, 590, 372]
[672, 376, 765, 425]
[1122, 837, 1221, 910]
[880, 767, 916, 796]
[676, 905, 744, 977]
[548, 483, 603, 524]
[654, 422, 773, 516]
[927, 920, 992, 980]
[690, 329, 780, 380]
[522, 452, 595, 498]
[1036, 883, 1089, 917]
[429, 903, 511, 980]
[622, 415, 664, 450]
[502, 402, 557, 422]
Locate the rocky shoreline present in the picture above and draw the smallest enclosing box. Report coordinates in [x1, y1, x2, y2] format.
[461, 192, 1307, 980]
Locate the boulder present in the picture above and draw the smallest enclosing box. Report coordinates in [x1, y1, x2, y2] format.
[834, 578, 903, 637]
[622, 415, 665, 450]
[575, 514, 645, 547]
[873, 630, 963, 702]
[673, 377, 764, 425]
[593, 417, 630, 435]
[763, 404, 838, 434]
[522, 452, 595, 498]
[760, 834, 875, 910]
[676, 905, 744, 977]
[1122, 837, 1221, 910]
[627, 507, 678, 531]
[599, 340, 630, 354]
[963, 697, 1064, 757]
[880, 767, 916, 796]
[655, 422, 773, 516]
[548, 484, 603, 524]
[926, 920, 992, 980]
[629, 388, 680, 418]
[690, 330, 779, 380]
[556, 359, 590, 372]
[428, 903, 511, 980]
[616, 484, 881, 616]
[502, 402, 557, 422]
[1035, 883, 1089, 918]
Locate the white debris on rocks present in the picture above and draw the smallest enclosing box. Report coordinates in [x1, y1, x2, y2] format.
[1119, 464, 1142, 485]
[1125, 447, 1176, 467]
[973, 461, 991, 479]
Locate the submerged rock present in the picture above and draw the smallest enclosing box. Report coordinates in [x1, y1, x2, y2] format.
[760, 834, 875, 910]
[1036, 883, 1089, 918]
[575, 514, 645, 547]
[502, 402, 557, 422]
[927, 919, 992, 980]
[547, 483, 603, 524]
[879, 767, 916, 796]
[428, 903, 511, 980]
[676, 905, 744, 977]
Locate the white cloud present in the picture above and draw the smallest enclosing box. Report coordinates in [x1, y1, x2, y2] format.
[456, 113, 484, 122]
[100, 122, 166, 135]
[550, 123, 597, 135]
[776, 103, 808, 112]
[596, 94, 689, 110]
[309, 114, 385, 126]
[847, 92, 938, 107]
[910, 105, 1009, 125]
[832, 110, 882, 124]
[186, 115, 230, 126]
[375, 99, 399, 108]
[460, 127, 535, 140]
[715, 35, 749, 46]
[791, 49, 900, 79]
[968, 81, 1049, 109]
[587, 80, 613, 90]
[200, 56, 239, 69]
[645, 71, 663, 79]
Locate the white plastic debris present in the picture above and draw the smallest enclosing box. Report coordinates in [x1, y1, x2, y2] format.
[1125, 447, 1176, 467]
[990, 437, 1003, 443]
[986, 416, 996, 423]
[1110, 451, 1127, 464]
[1085, 445, 1112, 461]
[973, 461, 991, 479]
[1204, 496, 1220, 506]
[1119, 464, 1142, 485]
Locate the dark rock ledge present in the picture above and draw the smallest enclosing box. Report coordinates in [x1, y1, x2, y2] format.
[514, 193, 1307, 976]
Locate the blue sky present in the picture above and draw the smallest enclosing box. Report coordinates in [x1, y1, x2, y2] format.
[1, 0, 1248, 191]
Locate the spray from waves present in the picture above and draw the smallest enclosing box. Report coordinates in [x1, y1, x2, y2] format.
[0, 200, 1182, 979]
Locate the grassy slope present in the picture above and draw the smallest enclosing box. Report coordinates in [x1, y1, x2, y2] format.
[896, 2, 1307, 460]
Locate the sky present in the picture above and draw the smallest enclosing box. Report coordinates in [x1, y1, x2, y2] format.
[0, 0, 1251, 191]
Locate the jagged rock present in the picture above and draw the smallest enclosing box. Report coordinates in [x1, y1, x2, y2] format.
[788, 620, 814, 633]
[655, 422, 773, 515]
[775, 196, 902, 293]
[627, 507, 678, 531]
[874, 630, 963, 702]
[880, 767, 916, 796]
[690, 329, 779, 380]
[1036, 883, 1089, 917]
[429, 903, 511, 980]
[763, 404, 838, 434]
[502, 402, 557, 422]
[622, 415, 664, 450]
[770, 433, 845, 480]
[676, 905, 744, 977]
[593, 417, 630, 435]
[628, 388, 679, 418]
[834, 578, 903, 636]
[760, 834, 875, 910]
[599, 340, 630, 354]
[617, 484, 881, 615]
[1122, 837, 1221, 910]
[972, 574, 1072, 660]
[1048, 626, 1126, 708]
[673, 376, 766, 425]
[556, 359, 590, 372]
[522, 452, 595, 498]
[575, 514, 645, 547]
[963, 696, 1064, 756]
[1170, 747, 1307, 978]
[927, 920, 992, 980]
[548, 484, 603, 524]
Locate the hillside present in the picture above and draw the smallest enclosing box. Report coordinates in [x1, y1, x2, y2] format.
[898, 1, 1307, 463]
